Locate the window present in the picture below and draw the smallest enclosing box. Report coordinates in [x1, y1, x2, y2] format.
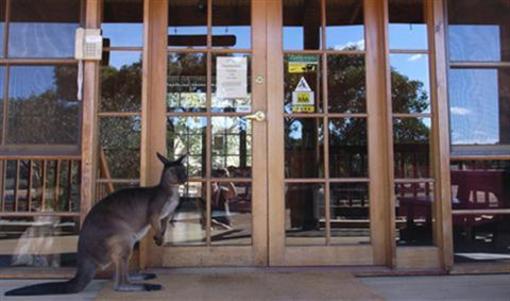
[447, 0, 510, 156]
[97, 0, 143, 195]
[447, 0, 510, 264]
[0, 0, 81, 155]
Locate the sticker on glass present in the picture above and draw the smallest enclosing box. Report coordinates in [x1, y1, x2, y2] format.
[292, 77, 315, 113]
[288, 55, 318, 73]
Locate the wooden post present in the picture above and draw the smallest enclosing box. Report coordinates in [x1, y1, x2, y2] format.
[365, 0, 395, 267]
[81, 0, 102, 223]
[139, 0, 168, 269]
[430, 0, 454, 271]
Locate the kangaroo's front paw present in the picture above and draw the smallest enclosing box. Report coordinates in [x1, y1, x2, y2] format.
[153, 235, 163, 246]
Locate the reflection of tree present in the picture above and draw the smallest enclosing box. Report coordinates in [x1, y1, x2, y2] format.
[7, 65, 80, 144]
[284, 48, 431, 180]
[101, 60, 142, 112]
[167, 117, 206, 177]
[167, 53, 207, 112]
[99, 60, 142, 179]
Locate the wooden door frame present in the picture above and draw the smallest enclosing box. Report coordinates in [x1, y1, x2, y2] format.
[81, 0, 453, 270]
[140, 0, 269, 268]
[266, 0, 454, 269]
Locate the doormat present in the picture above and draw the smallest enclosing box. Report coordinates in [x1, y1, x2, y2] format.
[95, 269, 383, 300]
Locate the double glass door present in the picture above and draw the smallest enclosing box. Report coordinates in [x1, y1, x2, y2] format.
[143, 0, 394, 267]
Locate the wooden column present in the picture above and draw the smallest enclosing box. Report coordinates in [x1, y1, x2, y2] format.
[365, 0, 395, 267]
[81, 0, 102, 223]
[430, 0, 453, 271]
[139, 0, 168, 269]
[267, 0, 285, 266]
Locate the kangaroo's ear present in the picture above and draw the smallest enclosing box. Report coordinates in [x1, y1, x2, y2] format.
[156, 152, 170, 165]
[176, 153, 187, 164]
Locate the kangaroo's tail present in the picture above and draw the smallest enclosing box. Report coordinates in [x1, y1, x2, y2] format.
[4, 257, 96, 296]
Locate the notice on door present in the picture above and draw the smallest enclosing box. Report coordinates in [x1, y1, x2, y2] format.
[292, 77, 315, 113]
[216, 56, 248, 99]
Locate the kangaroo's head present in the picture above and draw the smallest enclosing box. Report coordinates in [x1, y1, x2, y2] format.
[157, 153, 188, 187]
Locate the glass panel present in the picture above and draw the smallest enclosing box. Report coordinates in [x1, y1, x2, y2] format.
[58, 160, 80, 211]
[330, 183, 370, 245]
[448, 0, 510, 62]
[328, 54, 366, 113]
[394, 118, 431, 178]
[99, 116, 141, 179]
[165, 182, 206, 246]
[283, 0, 322, 50]
[96, 181, 138, 202]
[212, 0, 251, 49]
[32, 160, 79, 212]
[0, 66, 4, 142]
[0, 216, 79, 268]
[325, 0, 364, 51]
[453, 214, 510, 263]
[0, 0, 5, 57]
[211, 182, 252, 245]
[286, 183, 325, 245]
[448, 68, 510, 150]
[3, 160, 17, 212]
[9, 0, 80, 58]
[284, 54, 322, 113]
[102, 0, 143, 47]
[167, 53, 207, 112]
[395, 182, 434, 246]
[211, 117, 251, 178]
[388, 0, 428, 50]
[101, 51, 142, 112]
[167, 117, 207, 178]
[7, 65, 80, 145]
[329, 118, 367, 178]
[451, 161, 510, 210]
[285, 118, 324, 178]
[212, 54, 251, 113]
[168, 0, 208, 48]
[390, 54, 431, 114]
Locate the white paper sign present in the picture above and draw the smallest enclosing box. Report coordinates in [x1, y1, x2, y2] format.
[216, 57, 248, 99]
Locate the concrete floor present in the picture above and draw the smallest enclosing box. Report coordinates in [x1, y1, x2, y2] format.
[361, 274, 510, 301]
[0, 270, 508, 300]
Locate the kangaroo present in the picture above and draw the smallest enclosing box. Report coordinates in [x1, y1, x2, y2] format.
[5, 153, 187, 296]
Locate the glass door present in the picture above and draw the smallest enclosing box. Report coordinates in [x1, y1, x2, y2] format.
[143, 0, 268, 267]
[267, 0, 390, 266]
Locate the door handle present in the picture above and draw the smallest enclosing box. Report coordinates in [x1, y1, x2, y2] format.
[244, 111, 266, 122]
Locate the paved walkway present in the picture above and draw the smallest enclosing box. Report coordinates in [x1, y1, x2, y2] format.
[0, 269, 508, 300]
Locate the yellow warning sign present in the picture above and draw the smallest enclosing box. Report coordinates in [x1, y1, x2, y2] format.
[292, 77, 315, 113]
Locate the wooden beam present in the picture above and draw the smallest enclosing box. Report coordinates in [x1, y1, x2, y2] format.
[430, 0, 454, 271]
[267, 0, 285, 266]
[140, 0, 168, 269]
[81, 0, 102, 223]
[365, 0, 395, 267]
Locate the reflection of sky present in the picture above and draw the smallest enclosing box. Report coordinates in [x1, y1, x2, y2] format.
[212, 26, 251, 49]
[9, 23, 77, 57]
[389, 24, 428, 50]
[107, 51, 142, 69]
[390, 53, 431, 113]
[449, 69, 499, 145]
[448, 25, 500, 61]
[9, 66, 56, 99]
[102, 23, 143, 47]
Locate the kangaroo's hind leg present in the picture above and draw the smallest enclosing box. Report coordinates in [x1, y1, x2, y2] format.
[110, 237, 162, 292]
